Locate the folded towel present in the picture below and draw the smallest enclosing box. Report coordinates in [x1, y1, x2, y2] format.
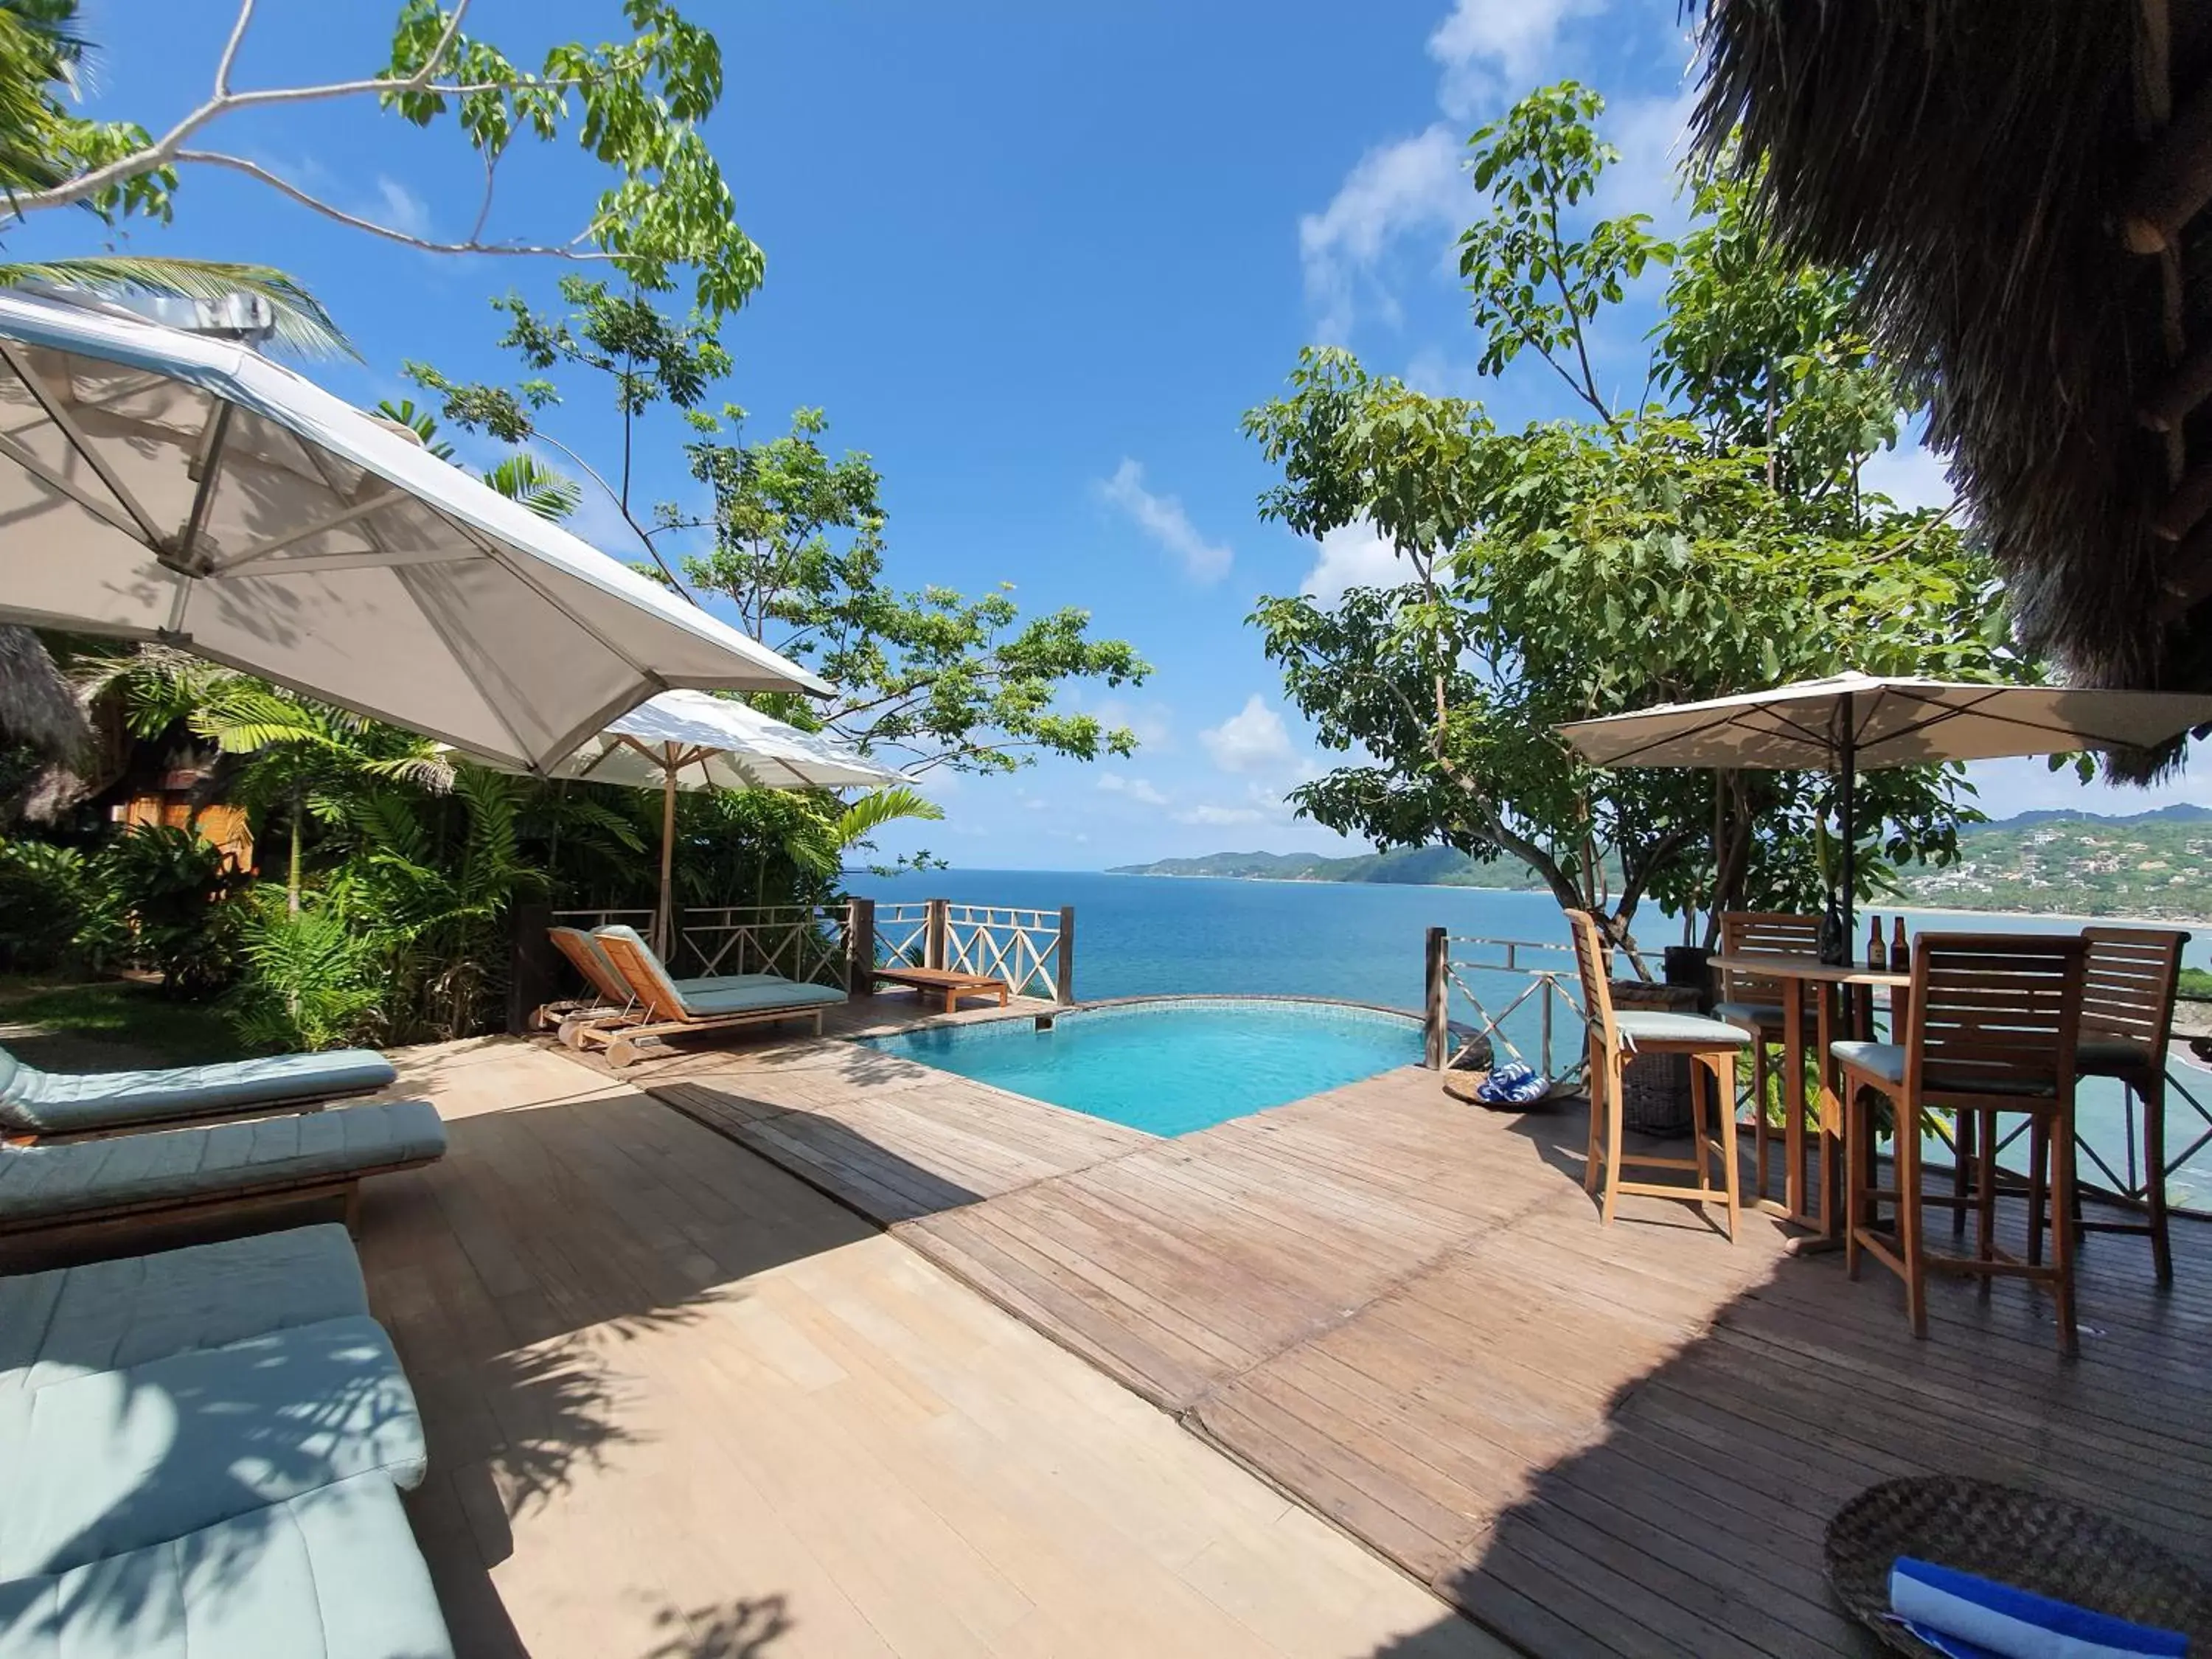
[1475, 1062, 1549, 1105]
[1889, 1557, 2188, 1659]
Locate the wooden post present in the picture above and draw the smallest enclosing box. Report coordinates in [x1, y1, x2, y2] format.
[1056, 905, 1076, 1004]
[506, 902, 558, 1037]
[925, 897, 949, 970]
[847, 897, 877, 997]
[1424, 926, 1449, 1070]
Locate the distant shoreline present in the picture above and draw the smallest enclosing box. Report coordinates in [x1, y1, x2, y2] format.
[1101, 869, 2212, 928]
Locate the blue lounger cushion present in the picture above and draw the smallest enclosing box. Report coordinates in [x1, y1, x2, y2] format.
[0, 1471, 455, 1659]
[679, 978, 849, 1016]
[0, 1225, 366, 1394]
[562, 927, 781, 998]
[1890, 1556, 2188, 1658]
[0, 1099, 445, 1228]
[0, 1045, 397, 1137]
[0, 1315, 426, 1579]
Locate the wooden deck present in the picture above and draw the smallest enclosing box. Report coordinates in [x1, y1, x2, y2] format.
[634, 1034, 2212, 1658]
[356, 1038, 1486, 1658]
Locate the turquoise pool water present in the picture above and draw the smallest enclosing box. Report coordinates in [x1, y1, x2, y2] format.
[864, 998, 1422, 1136]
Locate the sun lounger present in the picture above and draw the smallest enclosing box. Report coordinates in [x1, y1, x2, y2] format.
[582, 926, 846, 1068]
[0, 1099, 445, 1265]
[0, 1224, 366, 1393]
[535, 924, 781, 1041]
[0, 1043, 397, 1144]
[0, 1469, 455, 1659]
[0, 1314, 425, 1579]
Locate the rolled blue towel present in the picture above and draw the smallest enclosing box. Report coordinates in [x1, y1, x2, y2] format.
[1475, 1062, 1549, 1106]
[1889, 1557, 2188, 1659]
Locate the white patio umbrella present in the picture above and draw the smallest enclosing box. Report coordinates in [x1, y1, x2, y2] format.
[541, 689, 910, 954]
[1557, 672, 2212, 948]
[0, 289, 828, 773]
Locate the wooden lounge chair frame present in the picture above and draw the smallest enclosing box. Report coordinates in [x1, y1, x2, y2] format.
[582, 929, 835, 1068]
[1715, 910, 1823, 1197]
[0, 1152, 442, 1272]
[533, 925, 639, 1038]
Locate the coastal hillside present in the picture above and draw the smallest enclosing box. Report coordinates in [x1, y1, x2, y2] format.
[1895, 803, 2211, 919]
[1113, 804, 2212, 919]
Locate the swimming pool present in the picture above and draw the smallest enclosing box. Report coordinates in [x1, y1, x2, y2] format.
[863, 997, 1423, 1136]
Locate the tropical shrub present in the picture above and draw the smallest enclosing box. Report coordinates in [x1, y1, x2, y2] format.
[0, 837, 95, 971]
[89, 824, 248, 997]
[224, 892, 386, 1053]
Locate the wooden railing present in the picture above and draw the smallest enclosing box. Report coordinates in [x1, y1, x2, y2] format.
[866, 898, 1073, 1003]
[535, 895, 1075, 1006]
[1422, 928, 1587, 1082]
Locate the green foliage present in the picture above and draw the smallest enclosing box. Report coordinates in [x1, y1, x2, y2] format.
[2179, 967, 2212, 1001]
[409, 280, 1152, 774]
[1246, 83, 2028, 952]
[0, 835, 93, 971]
[88, 823, 247, 998]
[224, 892, 387, 1053]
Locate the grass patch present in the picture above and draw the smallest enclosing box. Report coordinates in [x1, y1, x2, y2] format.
[0, 976, 246, 1065]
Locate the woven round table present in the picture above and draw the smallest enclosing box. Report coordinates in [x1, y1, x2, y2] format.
[1824, 1477, 2212, 1657]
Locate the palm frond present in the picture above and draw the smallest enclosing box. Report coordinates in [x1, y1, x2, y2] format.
[0, 256, 357, 360]
[372, 399, 456, 461]
[482, 452, 582, 522]
[832, 785, 942, 849]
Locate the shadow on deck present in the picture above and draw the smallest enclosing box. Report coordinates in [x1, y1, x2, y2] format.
[613, 1030, 2212, 1657]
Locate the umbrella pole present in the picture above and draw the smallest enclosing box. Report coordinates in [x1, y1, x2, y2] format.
[656, 759, 678, 961]
[1838, 692, 1857, 952]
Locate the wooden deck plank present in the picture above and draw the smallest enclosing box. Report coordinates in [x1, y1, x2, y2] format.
[352, 1039, 1492, 1658]
[645, 1037, 2212, 1659]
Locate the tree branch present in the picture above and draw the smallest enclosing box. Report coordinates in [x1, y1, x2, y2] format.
[171, 151, 606, 260]
[215, 0, 257, 97]
[406, 0, 473, 91]
[521, 428, 699, 603]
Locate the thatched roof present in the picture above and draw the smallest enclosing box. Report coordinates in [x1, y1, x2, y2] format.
[0, 625, 88, 762]
[1692, 0, 2212, 768]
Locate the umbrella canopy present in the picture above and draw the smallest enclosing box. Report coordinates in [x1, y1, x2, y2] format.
[0, 290, 828, 774]
[542, 689, 910, 955]
[1557, 673, 2212, 771]
[1557, 672, 2212, 953]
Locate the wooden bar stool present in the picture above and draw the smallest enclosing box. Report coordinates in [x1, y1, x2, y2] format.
[1714, 911, 1823, 1202]
[1833, 933, 2087, 1354]
[2043, 925, 2190, 1284]
[1568, 911, 1750, 1239]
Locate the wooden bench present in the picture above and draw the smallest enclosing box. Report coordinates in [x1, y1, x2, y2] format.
[874, 967, 1010, 1014]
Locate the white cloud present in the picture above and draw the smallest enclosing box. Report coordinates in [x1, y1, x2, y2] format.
[1098, 459, 1232, 583]
[1097, 773, 1169, 807]
[1302, 518, 1405, 605]
[1175, 803, 1266, 827]
[1087, 695, 1175, 754]
[1200, 695, 1298, 775]
[1298, 124, 1464, 344]
[1428, 0, 1604, 121]
[1587, 86, 1700, 232]
[373, 175, 431, 239]
[1861, 440, 1957, 512]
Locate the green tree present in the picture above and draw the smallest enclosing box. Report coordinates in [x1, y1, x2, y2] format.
[1245, 85, 2026, 956]
[0, 0, 762, 319]
[408, 278, 1152, 775]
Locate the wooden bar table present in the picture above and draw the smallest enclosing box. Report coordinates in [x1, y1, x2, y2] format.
[1708, 952, 1913, 1249]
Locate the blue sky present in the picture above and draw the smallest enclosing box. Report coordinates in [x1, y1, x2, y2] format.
[31, 0, 2205, 868]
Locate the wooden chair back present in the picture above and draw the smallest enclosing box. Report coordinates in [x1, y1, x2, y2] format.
[549, 927, 633, 1006]
[592, 928, 691, 1023]
[1904, 933, 2087, 1110]
[1565, 910, 1620, 1059]
[2079, 926, 2189, 1059]
[1718, 911, 1822, 1007]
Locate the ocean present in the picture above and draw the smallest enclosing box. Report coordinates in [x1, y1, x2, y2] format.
[843, 868, 2212, 1009]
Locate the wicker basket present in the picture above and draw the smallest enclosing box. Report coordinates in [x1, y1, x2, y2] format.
[1825, 1477, 2212, 1656]
[1609, 979, 1698, 1135]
